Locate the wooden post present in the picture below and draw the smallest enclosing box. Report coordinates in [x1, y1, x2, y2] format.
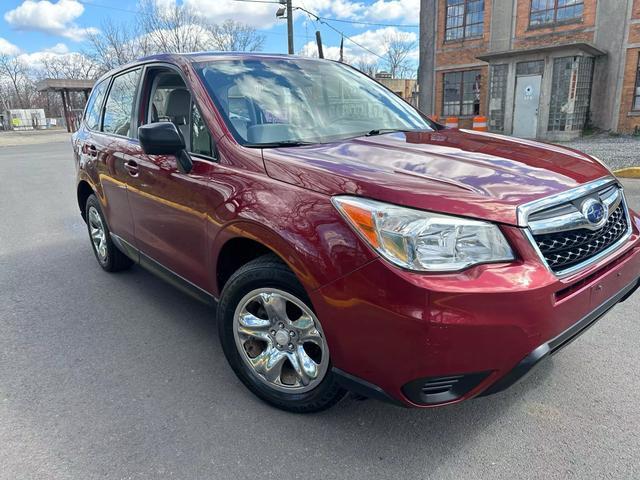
[60, 89, 71, 133]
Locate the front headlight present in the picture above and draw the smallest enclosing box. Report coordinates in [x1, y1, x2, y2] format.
[332, 196, 515, 272]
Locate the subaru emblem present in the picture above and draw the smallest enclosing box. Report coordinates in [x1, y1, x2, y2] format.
[581, 198, 607, 228]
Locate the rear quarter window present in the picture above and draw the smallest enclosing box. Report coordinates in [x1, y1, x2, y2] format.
[84, 80, 108, 131]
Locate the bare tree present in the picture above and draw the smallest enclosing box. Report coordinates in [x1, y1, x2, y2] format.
[86, 19, 152, 73]
[86, 3, 265, 72]
[39, 53, 99, 80]
[355, 58, 379, 77]
[138, 0, 210, 53]
[0, 79, 14, 111]
[383, 33, 417, 79]
[209, 20, 265, 52]
[0, 54, 29, 108]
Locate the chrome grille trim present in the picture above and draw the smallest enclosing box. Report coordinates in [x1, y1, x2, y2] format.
[527, 186, 622, 235]
[516, 177, 615, 226]
[518, 177, 633, 278]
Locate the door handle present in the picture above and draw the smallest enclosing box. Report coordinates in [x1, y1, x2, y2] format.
[124, 159, 139, 177]
[83, 144, 97, 156]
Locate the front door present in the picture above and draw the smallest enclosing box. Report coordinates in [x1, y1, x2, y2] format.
[513, 75, 542, 138]
[125, 66, 218, 290]
[125, 149, 214, 289]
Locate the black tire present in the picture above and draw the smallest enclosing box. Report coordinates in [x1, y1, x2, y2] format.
[85, 194, 133, 272]
[217, 254, 346, 413]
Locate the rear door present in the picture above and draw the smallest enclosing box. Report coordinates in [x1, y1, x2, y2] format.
[75, 77, 108, 176]
[94, 68, 143, 247]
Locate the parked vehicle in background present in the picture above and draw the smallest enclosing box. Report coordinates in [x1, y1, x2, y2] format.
[73, 53, 640, 412]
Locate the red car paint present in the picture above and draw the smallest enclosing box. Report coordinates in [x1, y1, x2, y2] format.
[73, 53, 640, 407]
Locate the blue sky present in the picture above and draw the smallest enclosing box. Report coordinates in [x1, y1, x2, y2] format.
[0, 0, 419, 68]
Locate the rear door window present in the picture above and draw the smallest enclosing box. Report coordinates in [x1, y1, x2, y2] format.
[84, 79, 108, 131]
[102, 68, 141, 137]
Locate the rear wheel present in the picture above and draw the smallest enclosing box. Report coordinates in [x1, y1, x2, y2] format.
[85, 194, 133, 272]
[218, 254, 346, 413]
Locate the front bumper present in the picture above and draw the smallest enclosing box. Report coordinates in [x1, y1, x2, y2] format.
[478, 276, 639, 398]
[310, 218, 640, 408]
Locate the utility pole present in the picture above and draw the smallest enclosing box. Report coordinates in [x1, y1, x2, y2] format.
[286, 0, 294, 54]
[418, 0, 436, 114]
[315, 31, 324, 59]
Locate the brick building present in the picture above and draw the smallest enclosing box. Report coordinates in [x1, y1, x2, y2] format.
[374, 72, 419, 106]
[427, 0, 640, 139]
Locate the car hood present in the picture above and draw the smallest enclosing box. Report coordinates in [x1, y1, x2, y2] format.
[262, 129, 611, 226]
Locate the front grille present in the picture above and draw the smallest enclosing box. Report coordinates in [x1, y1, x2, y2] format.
[533, 202, 628, 273]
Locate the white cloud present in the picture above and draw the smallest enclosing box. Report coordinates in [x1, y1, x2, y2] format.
[302, 0, 419, 24]
[0, 37, 21, 56]
[365, 0, 419, 22]
[4, 0, 99, 41]
[16, 46, 96, 76]
[44, 42, 69, 54]
[175, 0, 418, 31]
[183, 0, 279, 28]
[300, 26, 417, 64]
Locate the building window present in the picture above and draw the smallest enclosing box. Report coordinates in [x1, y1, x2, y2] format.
[548, 56, 594, 132]
[445, 0, 484, 41]
[633, 54, 640, 111]
[516, 60, 545, 76]
[530, 0, 584, 28]
[488, 65, 508, 132]
[443, 70, 481, 117]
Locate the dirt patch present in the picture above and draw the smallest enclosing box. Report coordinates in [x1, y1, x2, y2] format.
[0, 129, 72, 147]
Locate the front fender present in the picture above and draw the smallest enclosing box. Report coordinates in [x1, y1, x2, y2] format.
[210, 199, 375, 296]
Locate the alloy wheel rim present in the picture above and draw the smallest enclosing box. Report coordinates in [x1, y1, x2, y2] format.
[88, 206, 108, 262]
[233, 288, 330, 393]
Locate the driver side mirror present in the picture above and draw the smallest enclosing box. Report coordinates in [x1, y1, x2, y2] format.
[138, 122, 193, 174]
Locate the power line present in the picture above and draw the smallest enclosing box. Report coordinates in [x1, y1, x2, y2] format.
[76, 0, 140, 15]
[82, 0, 418, 28]
[313, 15, 418, 28]
[229, 0, 282, 3]
[230, 0, 419, 28]
[78, 0, 397, 60]
[76, 0, 308, 40]
[295, 6, 387, 61]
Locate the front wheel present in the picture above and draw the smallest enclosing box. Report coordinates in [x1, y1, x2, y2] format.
[217, 255, 346, 413]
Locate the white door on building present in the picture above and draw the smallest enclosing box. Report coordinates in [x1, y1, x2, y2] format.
[513, 75, 542, 138]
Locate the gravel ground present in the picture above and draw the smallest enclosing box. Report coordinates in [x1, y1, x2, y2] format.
[559, 135, 640, 170]
[1, 141, 639, 480]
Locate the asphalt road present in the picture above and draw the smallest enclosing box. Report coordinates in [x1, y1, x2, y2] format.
[1, 140, 639, 480]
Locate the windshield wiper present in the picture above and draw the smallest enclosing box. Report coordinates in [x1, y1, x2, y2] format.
[244, 140, 316, 148]
[365, 128, 412, 136]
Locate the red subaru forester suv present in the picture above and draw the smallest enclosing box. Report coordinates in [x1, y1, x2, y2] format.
[73, 53, 640, 412]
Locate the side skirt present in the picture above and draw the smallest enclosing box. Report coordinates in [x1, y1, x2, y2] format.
[111, 233, 218, 307]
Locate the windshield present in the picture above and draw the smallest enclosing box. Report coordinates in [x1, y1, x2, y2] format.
[195, 58, 433, 146]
